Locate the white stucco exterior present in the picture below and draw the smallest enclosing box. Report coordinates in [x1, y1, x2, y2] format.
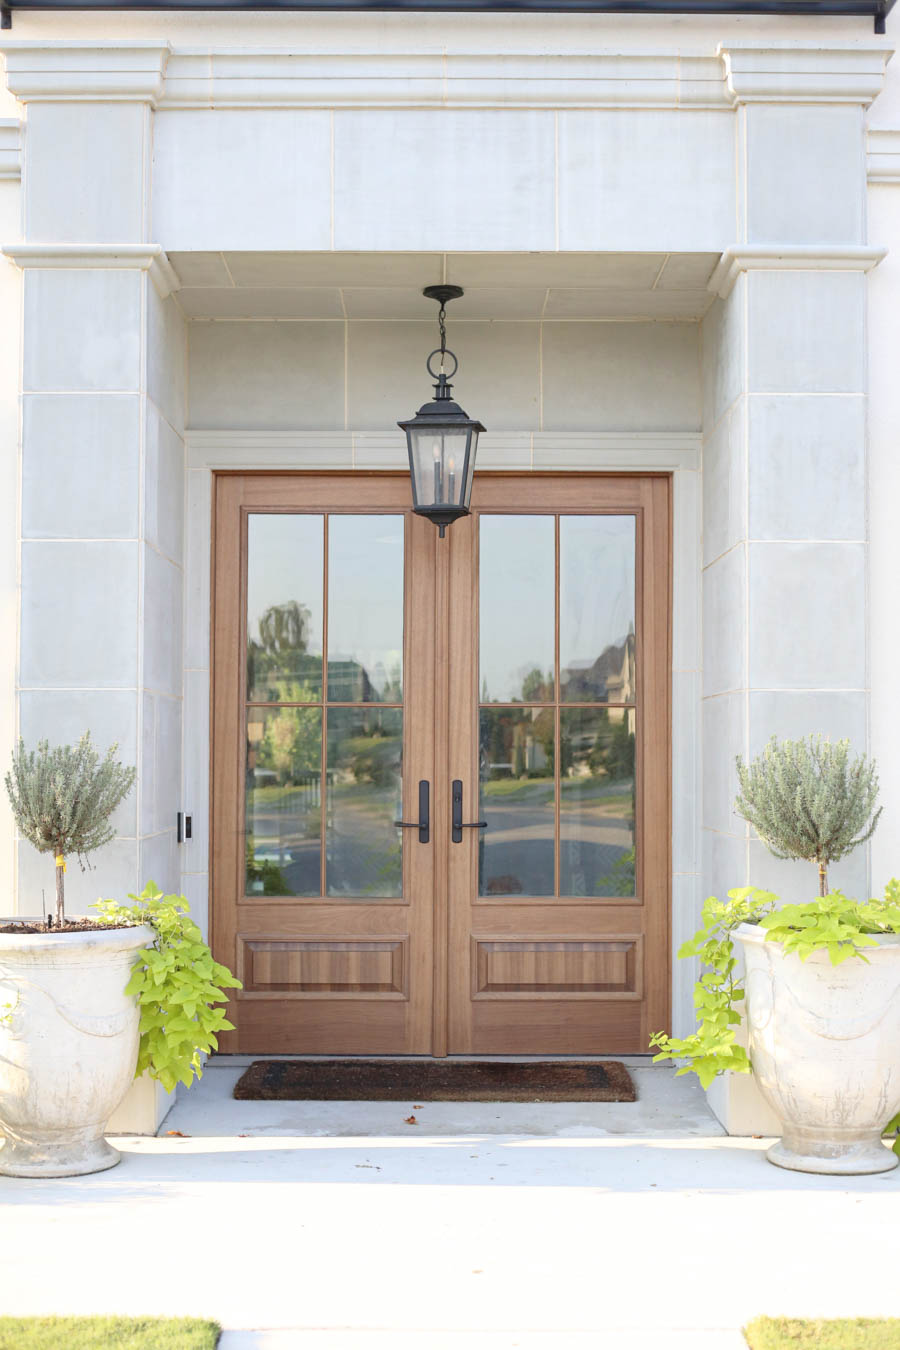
[1, 9, 898, 1131]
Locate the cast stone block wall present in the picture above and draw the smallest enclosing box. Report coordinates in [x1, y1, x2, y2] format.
[16, 272, 187, 911]
[0, 45, 189, 914]
[188, 319, 701, 435]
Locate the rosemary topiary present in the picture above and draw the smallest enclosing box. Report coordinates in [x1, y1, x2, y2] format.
[735, 735, 881, 896]
[5, 734, 136, 926]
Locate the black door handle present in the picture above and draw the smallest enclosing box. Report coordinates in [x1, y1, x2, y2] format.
[394, 780, 430, 844]
[451, 779, 488, 844]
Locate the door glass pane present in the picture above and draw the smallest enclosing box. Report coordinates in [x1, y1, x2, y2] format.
[479, 707, 555, 897]
[326, 708, 403, 897]
[247, 515, 324, 702]
[560, 708, 635, 897]
[245, 705, 322, 896]
[479, 516, 554, 703]
[328, 516, 404, 703]
[560, 516, 635, 703]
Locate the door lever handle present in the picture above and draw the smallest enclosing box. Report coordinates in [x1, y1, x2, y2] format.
[451, 779, 488, 844]
[394, 779, 430, 844]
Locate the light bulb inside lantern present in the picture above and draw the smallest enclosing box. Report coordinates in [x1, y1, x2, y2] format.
[432, 439, 442, 501]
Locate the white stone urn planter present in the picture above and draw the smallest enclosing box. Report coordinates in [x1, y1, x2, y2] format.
[0, 922, 154, 1178]
[735, 922, 900, 1175]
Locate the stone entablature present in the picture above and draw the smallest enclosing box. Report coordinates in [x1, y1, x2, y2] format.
[0, 38, 893, 110]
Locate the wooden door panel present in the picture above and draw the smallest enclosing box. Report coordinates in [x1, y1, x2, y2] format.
[212, 474, 437, 1054]
[212, 470, 671, 1057]
[447, 474, 671, 1054]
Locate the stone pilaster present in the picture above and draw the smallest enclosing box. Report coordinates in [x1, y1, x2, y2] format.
[0, 43, 186, 916]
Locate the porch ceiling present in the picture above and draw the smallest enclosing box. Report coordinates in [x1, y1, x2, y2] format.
[167, 251, 720, 322]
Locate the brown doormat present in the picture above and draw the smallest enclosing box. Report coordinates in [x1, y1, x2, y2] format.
[233, 1058, 636, 1103]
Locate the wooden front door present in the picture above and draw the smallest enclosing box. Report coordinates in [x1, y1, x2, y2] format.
[212, 472, 670, 1054]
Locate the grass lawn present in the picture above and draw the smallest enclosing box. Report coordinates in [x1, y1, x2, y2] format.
[0, 1317, 220, 1349]
[745, 1318, 900, 1348]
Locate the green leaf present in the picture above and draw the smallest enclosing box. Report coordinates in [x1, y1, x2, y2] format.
[649, 882, 900, 1089]
[101, 882, 240, 1091]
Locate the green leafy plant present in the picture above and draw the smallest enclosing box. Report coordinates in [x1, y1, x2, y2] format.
[651, 884, 900, 1156]
[5, 734, 136, 925]
[94, 883, 241, 1093]
[649, 887, 775, 1088]
[735, 736, 880, 897]
[651, 734, 892, 1098]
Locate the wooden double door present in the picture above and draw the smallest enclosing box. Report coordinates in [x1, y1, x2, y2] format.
[212, 472, 670, 1054]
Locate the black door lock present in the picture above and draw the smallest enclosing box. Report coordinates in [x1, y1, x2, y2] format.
[394, 780, 430, 844]
[451, 779, 487, 844]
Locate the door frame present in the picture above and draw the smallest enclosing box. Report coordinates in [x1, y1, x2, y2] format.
[183, 431, 701, 1040]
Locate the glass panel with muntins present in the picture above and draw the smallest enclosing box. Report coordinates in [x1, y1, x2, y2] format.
[479, 515, 554, 703]
[326, 707, 403, 898]
[560, 516, 635, 704]
[560, 707, 636, 897]
[246, 514, 323, 702]
[478, 707, 555, 897]
[245, 705, 323, 897]
[327, 515, 404, 702]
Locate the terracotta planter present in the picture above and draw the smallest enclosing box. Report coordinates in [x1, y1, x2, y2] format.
[0, 922, 153, 1178]
[735, 923, 900, 1175]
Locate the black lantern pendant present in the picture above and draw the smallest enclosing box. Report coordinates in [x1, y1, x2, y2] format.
[399, 285, 486, 537]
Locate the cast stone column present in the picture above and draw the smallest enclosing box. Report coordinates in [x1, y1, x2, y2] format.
[0, 41, 186, 913]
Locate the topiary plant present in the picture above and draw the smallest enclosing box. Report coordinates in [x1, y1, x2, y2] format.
[735, 735, 881, 896]
[4, 734, 136, 926]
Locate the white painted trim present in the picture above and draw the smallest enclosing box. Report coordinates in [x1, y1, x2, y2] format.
[868, 129, 900, 184]
[708, 245, 887, 298]
[0, 121, 20, 183]
[1, 244, 181, 298]
[181, 429, 702, 1037]
[186, 430, 700, 468]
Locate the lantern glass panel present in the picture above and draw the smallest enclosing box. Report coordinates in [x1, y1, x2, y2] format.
[408, 429, 471, 508]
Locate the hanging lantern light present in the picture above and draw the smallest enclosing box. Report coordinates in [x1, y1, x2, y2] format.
[398, 285, 485, 538]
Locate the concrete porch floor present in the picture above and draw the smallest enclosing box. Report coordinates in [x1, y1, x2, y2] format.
[0, 1057, 897, 1349]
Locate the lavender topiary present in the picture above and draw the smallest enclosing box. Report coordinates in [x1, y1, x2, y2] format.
[735, 735, 881, 897]
[5, 734, 136, 926]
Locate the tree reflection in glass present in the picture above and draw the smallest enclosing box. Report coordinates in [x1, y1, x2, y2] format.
[560, 707, 635, 897]
[246, 515, 323, 701]
[245, 703, 322, 897]
[327, 708, 403, 897]
[478, 707, 555, 897]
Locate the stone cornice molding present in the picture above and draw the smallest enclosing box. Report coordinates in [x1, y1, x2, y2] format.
[718, 41, 892, 105]
[708, 244, 887, 298]
[0, 119, 19, 181]
[162, 48, 728, 109]
[1, 243, 181, 297]
[868, 128, 900, 182]
[0, 41, 171, 105]
[1, 38, 891, 112]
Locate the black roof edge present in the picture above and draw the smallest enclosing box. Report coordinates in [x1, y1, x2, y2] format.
[1, 0, 894, 36]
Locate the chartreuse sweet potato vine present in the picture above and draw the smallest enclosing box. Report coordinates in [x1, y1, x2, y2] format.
[650, 882, 900, 1157]
[94, 883, 241, 1093]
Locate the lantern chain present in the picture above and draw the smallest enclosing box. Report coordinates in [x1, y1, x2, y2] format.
[438, 302, 448, 369]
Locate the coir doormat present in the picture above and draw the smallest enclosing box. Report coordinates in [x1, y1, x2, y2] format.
[233, 1058, 636, 1103]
